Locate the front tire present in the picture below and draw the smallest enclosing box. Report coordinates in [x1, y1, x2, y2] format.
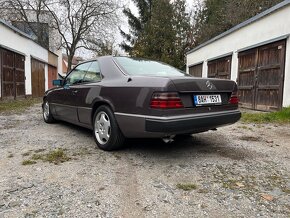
[42, 100, 55, 123]
[93, 105, 125, 151]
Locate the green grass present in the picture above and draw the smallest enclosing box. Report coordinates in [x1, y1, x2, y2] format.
[0, 98, 42, 113]
[21, 148, 71, 165]
[176, 183, 197, 191]
[241, 107, 290, 123]
[45, 149, 70, 164]
[22, 160, 37, 165]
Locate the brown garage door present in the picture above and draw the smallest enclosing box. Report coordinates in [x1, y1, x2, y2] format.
[238, 40, 286, 111]
[189, 63, 202, 77]
[31, 58, 45, 97]
[1, 48, 25, 99]
[48, 65, 57, 89]
[208, 55, 232, 79]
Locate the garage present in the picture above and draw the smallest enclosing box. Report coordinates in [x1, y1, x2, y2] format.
[186, 1, 290, 111]
[188, 63, 202, 77]
[48, 65, 57, 89]
[0, 48, 25, 99]
[238, 40, 286, 111]
[31, 58, 45, 98]
[207, 55, 232, 79]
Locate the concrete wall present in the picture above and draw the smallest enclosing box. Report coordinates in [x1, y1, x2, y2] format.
[0, 23, 50, 97]
[187, 5, 290, 107]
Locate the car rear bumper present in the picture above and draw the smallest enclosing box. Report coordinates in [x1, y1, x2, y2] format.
[115, 110, 241, 138]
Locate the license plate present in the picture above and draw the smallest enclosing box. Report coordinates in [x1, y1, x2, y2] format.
[194, 95, 222, 106]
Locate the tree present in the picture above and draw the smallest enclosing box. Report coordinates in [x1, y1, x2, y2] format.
[119, 0, 153, 54]
[172, 0, 193, 69]
[2, 0, 121, 71]
[1, 0, 54, 49]
[134, 0, 175, 64]
[193, 0, 284, 45]
[45, 0, 120, 71]
[120, 0, 193, 69]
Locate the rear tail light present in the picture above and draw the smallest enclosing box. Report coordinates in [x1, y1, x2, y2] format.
[150, 92, 184, 109]
[229, 90, 239, 104]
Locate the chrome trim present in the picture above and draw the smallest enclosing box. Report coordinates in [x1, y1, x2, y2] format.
[114, 110, 240, 121]
[50, 103, 92, 110]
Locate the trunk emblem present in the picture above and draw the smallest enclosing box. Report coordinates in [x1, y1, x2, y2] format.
[206, 81, 213, 90]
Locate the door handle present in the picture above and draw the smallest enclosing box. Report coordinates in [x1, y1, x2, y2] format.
[72, 90, 79, 95]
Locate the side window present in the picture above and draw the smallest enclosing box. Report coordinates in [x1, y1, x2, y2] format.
[65, 62, 91, 85]
[83, 61, 101, 83]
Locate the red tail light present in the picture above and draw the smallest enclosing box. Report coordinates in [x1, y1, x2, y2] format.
[150, 92, 184, 109]
[229, 90, 239, 104]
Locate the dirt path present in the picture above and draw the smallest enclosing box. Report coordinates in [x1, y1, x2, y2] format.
[0, 104, 290, 217]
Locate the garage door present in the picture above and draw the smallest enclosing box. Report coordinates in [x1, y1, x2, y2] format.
[238, 40, 286, 111]
[189, 63, 202, 77]
[31, 58, 45, 97]
[207, 55, 232, 79]
[1, 48, 25, 99]
[48, 65, 57, 89]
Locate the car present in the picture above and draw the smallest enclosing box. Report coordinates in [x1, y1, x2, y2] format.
[42, 56, 241, 151]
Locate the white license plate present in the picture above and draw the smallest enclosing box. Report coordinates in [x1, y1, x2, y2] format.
[194, 95, 222, 106]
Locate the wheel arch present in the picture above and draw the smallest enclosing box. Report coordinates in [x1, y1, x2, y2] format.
[91, 100, 115, 123]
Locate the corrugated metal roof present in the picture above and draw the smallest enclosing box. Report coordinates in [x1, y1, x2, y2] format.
[0, 18, 34, 40]
[187, 0, 290, 55]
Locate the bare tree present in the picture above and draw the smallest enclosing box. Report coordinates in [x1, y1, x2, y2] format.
[1, 0, 121, 71]
[45, 0, 121, 70]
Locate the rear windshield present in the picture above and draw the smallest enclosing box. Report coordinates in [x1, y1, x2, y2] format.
[114, 57, 187, 77]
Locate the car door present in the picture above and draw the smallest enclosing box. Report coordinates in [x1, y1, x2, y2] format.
[73, 61, 102, 125]
[54, 62, 91, 122]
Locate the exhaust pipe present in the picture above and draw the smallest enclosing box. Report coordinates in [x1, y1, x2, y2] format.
[162, 135, 175, 143]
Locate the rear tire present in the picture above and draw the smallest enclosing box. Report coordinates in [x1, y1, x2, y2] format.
[42, 100, 55, 123]
[93, 105, 125, 151]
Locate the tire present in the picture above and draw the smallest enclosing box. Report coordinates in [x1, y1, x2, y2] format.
[93, 105, 125, 151]
[42, 99, 55, 123]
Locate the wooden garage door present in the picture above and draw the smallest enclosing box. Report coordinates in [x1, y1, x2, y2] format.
[238, 40, 286, 111]
[31, 59, 45, 97]
[189, 63, 202, 77]
[48, 65, 57, 89]
[208, 55, 232, 79]
[1, 49, 25, 99]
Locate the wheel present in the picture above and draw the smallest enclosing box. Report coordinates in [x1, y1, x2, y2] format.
[93, 105, 125, 151]
[42, 99, 55, 123]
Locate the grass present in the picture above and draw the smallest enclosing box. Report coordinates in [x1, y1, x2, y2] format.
[241, 107, 290, 123]
[176, 183, 197, 191]
[0, 98, 42, 113]
[22, 160, 37, 165]
[45, 149, 70, 164]
[21, 148, 71, 165]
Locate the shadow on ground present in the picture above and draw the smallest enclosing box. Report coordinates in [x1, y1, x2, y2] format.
[55, 121, 253, 161]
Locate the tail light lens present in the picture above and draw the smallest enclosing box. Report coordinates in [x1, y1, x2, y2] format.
[150, 92, 184, 109]
[229, 88, 239, 105]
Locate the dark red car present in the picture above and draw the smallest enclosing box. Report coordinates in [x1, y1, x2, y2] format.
[42, 56, 241, 151]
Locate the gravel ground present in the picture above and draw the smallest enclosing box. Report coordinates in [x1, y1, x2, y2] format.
[0, 104, 290, 218]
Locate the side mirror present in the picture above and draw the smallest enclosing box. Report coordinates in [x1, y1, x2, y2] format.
[53, 79, 63, 86]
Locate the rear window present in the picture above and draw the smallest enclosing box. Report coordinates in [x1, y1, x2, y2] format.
[114, 57, 187, 77]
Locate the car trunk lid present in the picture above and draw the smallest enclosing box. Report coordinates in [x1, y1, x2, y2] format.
[170, 77, 236, 93]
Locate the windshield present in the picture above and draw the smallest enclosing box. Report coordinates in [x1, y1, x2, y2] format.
[114, 57, 188, 77]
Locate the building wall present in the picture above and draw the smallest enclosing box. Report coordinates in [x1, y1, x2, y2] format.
[187, 5, 290, 107]
[0, 8, 62, 53]
[0, 23, 48, 97]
